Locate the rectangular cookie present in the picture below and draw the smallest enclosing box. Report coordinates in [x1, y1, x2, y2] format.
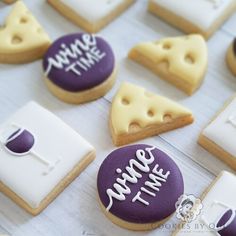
[47, 0, 135, 33]
[0, 101, 95, 215]
[148, 0, 236, 39]
[198, 95, 236, 170]
[173, 171, 236, 235]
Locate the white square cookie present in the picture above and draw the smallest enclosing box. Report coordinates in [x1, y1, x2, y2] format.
[199, 96, 236, 170]
[148, 0, 236, 39]
[47, 0, 135, 33]
[173, 171, 236, 235]
[0, 102, 95, 215]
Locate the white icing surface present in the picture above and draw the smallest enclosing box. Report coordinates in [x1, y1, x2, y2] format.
[176, 171, 236, 235]
[151, 0, 235, 31]
[59, 0, 128, 23]
[0, 102, 94, 208]
[203, 97, 236, 157]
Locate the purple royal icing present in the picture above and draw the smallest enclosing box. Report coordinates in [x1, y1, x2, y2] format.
[5, 129, 35, 155]
[217, 209, 236, 236]
[233, 38, 236, 57]
[97, 144, 184, 224]
[43, 33, 115, 92]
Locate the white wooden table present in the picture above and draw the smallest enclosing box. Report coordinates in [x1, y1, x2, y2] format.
[0, 1, 236, 235]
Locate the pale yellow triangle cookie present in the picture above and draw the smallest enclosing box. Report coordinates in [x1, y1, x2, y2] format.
[110, 82, 194, 146]
[128, 34, 208, 95]
[0, 1, 51, 63]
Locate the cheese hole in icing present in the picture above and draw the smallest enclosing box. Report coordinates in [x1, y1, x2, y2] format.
[162, 43, 172, 50]
[184, 54, 195, 65]
[129, 122, 141, 133]
[147, 109, 155, 118]
[121, 98, 130, 105]
[163, 114, 173, 123]
[20, 17, 28, 24]
[11, 35, 23, 44]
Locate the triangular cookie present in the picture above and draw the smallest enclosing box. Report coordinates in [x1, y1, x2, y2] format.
[128, 34, 207, 95]
[110, 82, 194, 146]
[0, 1, 51, 63]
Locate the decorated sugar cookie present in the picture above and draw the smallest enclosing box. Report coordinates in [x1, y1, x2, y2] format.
[110, 82, 194, 146]
[148, 0, 236, 39]
[1, 127, 60, 175]
[47, 0, 135, 33]
[226, 38, 236, 76]
[43, 33, 116, 104]
[129, 34, 208, 95]
[198, 95, 236, 171]
[0, 1, 51, 63]
[97, 144, 184, 231]
[173, 171, 236, 236]
[0, 102, 95, 215]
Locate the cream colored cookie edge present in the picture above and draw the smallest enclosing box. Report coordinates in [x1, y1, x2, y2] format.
[0, 150, 96, 216]
[148, 0, 236, 39]
[44, 67, 117, 104]
[47, 0, 134, 33]
[0, 43, 50, 64]
[98, 198, 172, 231]
[110, 114, 194, 146]
[198, 95, 236, 171]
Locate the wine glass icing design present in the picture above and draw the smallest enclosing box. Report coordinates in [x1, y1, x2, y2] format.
[1, 125, 60, 175]
[201, 201, 236, 236]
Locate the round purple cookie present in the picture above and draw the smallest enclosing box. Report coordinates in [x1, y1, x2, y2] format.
[97, 144, 184, 230]
[42, 33, 116, 104]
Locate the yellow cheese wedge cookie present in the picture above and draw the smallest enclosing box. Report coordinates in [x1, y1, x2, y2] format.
[128, 34, 208, 95]
[110, 82, 194, 146]
[0, 1, 51, 64]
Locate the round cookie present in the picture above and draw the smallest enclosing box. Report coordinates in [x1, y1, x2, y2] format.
[97, 144, 184, 231]
[43, 33, 116, 104]
[226, 38, 236, 76]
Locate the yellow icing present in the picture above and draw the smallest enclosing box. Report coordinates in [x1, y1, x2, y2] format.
[129, 34, 208, 87]
[0, 1, 51, 54]
[111, 82, 193, 135]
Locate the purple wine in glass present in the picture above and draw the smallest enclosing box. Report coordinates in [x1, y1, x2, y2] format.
[2, 126, 60, 175]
